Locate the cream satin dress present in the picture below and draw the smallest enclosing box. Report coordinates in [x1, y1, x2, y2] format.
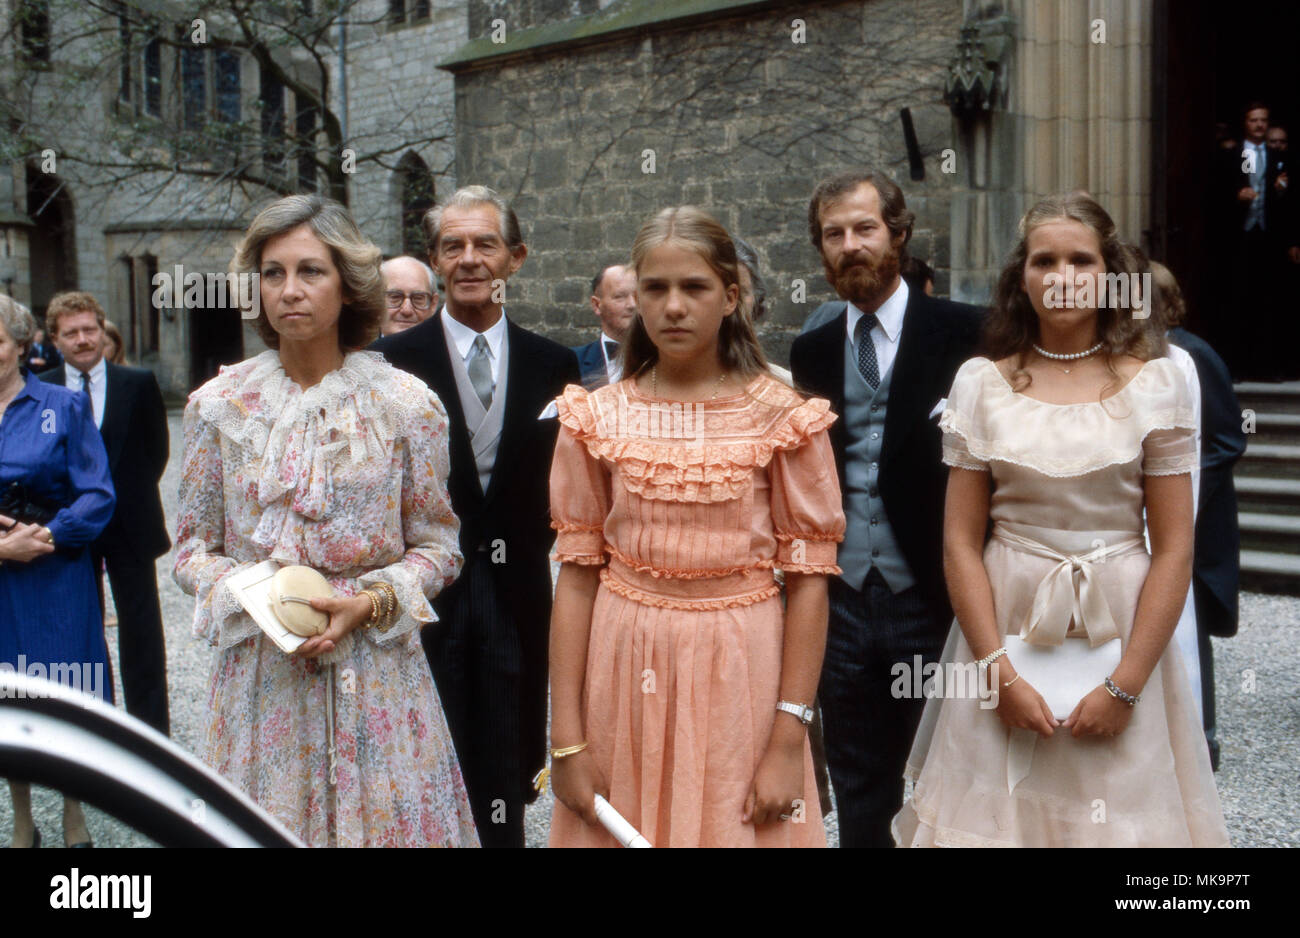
[893, 356, 1229, 847]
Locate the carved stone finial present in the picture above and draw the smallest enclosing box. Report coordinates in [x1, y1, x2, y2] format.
[944, 12, 1014, 119]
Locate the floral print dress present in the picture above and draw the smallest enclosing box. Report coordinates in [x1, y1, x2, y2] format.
[174, 350, 478, 847]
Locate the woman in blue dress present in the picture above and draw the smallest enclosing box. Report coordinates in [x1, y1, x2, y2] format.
[0, 296, 115, 848]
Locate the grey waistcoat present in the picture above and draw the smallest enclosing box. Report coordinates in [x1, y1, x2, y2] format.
[837, 337, 915, 593]
[449, 326, 510, 496]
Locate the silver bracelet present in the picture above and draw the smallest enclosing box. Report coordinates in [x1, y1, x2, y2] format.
[1104, 676, 1140, 706]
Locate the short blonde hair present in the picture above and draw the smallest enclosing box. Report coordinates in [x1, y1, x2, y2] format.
[231, 195, 384, 350]
[46, 291, 107, 338]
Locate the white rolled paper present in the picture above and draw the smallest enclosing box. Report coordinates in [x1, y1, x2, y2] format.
[593, 794, 652, 848]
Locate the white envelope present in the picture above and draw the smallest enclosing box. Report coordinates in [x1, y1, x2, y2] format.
[1003, 634, 1122, 722]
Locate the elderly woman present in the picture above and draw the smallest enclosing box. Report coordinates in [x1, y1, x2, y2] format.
[1, 296, 115, 848]
[173, 195, 477, 847]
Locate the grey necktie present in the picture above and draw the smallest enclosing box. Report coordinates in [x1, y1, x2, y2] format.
[467, 334, 494, 410]
[855, 314, 880, 389]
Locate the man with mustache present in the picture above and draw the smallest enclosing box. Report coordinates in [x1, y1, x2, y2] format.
[790, 170, 981, 847]
[40, 291, 171, 738]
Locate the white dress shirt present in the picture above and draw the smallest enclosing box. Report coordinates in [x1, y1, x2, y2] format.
[600, 331, 623, 384]
[441, 306, 508, 387]
[845, 277, 910, 382]
[64, 356, 107, 429]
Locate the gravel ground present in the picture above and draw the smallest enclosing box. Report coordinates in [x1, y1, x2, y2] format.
[4, 408, 1296, 847]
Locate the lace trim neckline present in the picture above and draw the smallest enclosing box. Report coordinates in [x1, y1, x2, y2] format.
[981, 356, 1164, 408]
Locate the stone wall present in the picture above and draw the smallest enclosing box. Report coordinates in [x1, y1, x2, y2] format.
[449, 0, 966, 363]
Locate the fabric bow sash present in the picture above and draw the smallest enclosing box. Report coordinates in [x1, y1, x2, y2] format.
[992, 525, 1144, 648]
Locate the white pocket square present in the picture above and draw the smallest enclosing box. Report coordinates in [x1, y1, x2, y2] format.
[928, 398, 947, 419]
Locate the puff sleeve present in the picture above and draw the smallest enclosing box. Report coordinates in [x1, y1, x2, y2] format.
[549, 386, 612, 564]
[938, 357, 991, 472]
[769, 398, 846, 574]
[1141, 358, 1200, 477]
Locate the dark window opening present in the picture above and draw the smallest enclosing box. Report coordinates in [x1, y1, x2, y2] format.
[214, 49, 241, 122]
[296, 98, 317, 192]
[117, 14, 131, 101]
[19, 0, 51, 63]
[181, 46, 206, 130]
[399, 152, 435, 257]
[143, 38, 162, 116]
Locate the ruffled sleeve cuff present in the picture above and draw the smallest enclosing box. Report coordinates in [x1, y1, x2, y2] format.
[178, 550, 260, 650]
[355, 565, 435, 646]
[775, 532, 843, 575]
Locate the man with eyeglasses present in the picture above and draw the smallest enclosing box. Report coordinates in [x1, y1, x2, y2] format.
[380, 256, 440, 337]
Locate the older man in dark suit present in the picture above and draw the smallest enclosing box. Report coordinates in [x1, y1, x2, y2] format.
[572, 263, 636, 388]
[372, 186, 579, 847]
[790, 170, 981, 847]
[40, 291, 171, 735]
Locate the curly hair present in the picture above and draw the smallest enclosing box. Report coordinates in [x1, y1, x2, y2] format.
[984, 190, 1165, 396]
[231, 194, 384, 350]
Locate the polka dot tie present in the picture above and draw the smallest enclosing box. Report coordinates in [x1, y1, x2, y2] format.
[855, 313, 880, 390]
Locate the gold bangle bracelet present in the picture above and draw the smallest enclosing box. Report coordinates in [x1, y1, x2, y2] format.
[549, 742, 588, 759]
[362, 589, 380, 629]
[1002, 673, 1021, 688]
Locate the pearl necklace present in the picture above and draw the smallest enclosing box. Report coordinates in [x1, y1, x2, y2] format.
[1033, 341, 1103, 374]
[651, 365, 728, 400]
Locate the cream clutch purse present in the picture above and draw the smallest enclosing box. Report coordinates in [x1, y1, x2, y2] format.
[1003, 634, 1122, 722]
[268, 565, 333, 637]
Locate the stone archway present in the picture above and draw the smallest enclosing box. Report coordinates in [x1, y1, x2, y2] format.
[25, 162, 77, 321]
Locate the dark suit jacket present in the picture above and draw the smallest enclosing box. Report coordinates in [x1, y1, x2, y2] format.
[790, 294, 983, 610]
[1220, 141, 1285, 237]
[572, 338, 607, 388]
[40, 361, 170, 561]
[1170, 327, 1246, 638]
[370, 311, 580, 788]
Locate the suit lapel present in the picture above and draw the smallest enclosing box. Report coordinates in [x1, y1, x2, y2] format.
[99, 363, 129, 470]
[882, 293, 941, 456]
[424, 312, 484, 509]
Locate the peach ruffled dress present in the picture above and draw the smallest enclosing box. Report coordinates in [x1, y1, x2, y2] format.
[547, 373, 846, 847]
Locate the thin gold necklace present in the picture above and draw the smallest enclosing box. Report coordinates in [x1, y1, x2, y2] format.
[651, 365, 728, 400]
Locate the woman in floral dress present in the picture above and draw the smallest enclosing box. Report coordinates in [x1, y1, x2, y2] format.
[174, 195, 477, 847]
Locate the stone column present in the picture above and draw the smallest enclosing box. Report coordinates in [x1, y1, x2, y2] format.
[947, 0, 1155, 303]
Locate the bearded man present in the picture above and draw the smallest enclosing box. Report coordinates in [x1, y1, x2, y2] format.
[790, 170, 982, 847]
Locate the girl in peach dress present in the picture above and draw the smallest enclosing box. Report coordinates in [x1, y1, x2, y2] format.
[546, 207, 845, 847]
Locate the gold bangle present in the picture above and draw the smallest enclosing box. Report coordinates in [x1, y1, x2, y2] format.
[549, 742, 588, 759]
[1002, 673, 1021, 688]
[361, 589, 380, 629]
[376, 582, 397, 633]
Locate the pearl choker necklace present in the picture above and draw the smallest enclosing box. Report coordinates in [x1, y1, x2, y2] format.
[1033, 341, 1103, 361]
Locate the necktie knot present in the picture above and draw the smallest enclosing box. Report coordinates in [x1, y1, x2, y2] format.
[605, 339, 620, 358]
[79, 371, 91, 394]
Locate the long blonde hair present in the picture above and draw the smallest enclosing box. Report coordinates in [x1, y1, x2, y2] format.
[621, 206, 769, 381]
